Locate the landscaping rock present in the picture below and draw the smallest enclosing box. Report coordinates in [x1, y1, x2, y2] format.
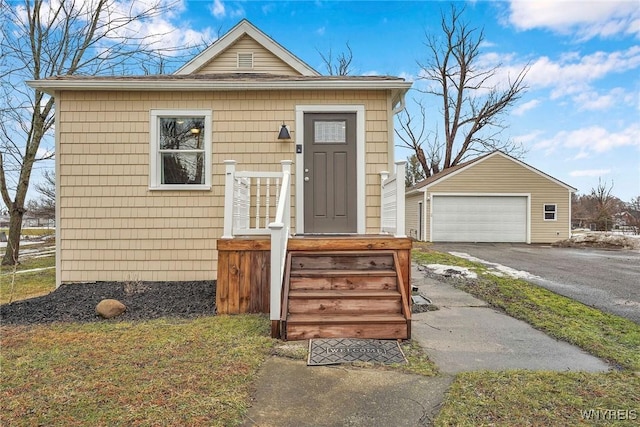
[96, 299, 127, 318]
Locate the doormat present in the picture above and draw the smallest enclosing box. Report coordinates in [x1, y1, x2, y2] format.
[307, 338, 407, 366]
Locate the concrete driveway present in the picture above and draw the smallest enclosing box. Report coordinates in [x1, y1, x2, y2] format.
[428, 243, 640, 324]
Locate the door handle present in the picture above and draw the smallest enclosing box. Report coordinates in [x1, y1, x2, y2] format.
[304, 177, 310, 182]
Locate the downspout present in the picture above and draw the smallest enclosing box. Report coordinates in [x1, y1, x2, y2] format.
[392, 91, 407, 115]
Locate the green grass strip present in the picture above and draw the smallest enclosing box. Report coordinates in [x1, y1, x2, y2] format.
[436, 371, 640, 426]
[1, 255, 56, 304]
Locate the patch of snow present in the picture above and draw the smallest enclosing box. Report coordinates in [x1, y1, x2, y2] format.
[562, 232, 640, 249]
[425, 263, 478, 279]
[448, 252, 542, 281]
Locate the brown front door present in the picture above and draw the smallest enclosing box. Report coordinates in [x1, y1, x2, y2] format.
[303, 113, 357, 233]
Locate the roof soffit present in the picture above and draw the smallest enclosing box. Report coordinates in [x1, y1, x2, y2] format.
[175, 19, 320, 76]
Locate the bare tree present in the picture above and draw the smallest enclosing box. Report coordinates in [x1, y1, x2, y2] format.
[591, 178, 616, 231]
[318, 42, 354, 76]
[396, 4, 529, 178]
[27, 170, 56, 222]
[0, 0, 191, 265]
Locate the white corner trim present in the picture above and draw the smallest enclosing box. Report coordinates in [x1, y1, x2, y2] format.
[295, 105, 366, 234]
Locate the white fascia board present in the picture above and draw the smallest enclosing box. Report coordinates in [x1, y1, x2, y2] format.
[27, 79, 412, 95]
[174, 20, 320, 76]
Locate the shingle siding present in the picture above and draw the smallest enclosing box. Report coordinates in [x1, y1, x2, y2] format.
[57, 89, 390, 282]
[195, 35, 300, 75]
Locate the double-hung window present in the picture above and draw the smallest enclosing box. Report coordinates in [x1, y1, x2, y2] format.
[543, 204, 557, 221]
[150, 110, 212, 190]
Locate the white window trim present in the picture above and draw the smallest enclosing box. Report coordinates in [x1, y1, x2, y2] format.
[150, 109, 212, 190]
[544, 203, 557, 221]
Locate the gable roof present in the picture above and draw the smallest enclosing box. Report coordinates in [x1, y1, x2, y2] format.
[408, 151, 576, 193]
[175, 19, 320, 76]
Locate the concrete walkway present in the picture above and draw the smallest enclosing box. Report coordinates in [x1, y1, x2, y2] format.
[411, 264, 610, 374]
[242, 263, 610, 426]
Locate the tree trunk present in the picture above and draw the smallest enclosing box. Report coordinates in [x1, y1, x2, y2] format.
[2, 207, 24, 265]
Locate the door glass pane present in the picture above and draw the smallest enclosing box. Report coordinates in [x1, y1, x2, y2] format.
[314, 121, 346, 143]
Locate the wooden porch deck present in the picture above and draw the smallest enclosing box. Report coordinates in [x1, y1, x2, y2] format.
[216, 235, 412, 340]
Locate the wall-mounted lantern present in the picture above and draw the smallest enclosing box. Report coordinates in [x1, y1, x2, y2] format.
[277, 123, 291, 140]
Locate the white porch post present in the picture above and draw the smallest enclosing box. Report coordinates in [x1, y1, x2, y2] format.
[395, 161, 406, 238]
[379, 170, 389, 234]
[222, 160, 236, 239]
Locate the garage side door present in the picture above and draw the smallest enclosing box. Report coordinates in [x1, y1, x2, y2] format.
[432, 196, 527, 242]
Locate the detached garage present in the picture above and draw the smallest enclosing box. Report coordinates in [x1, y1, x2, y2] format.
[405, 151, 576, 244]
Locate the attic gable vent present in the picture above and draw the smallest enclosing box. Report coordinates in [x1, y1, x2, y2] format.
[237, 52, 254, 69]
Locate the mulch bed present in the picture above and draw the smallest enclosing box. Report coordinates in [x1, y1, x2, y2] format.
[0, 281, 216, 325]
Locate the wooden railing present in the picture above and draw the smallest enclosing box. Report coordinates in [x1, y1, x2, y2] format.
[222, 160, 292, 325]
[380, 161, 407, 238]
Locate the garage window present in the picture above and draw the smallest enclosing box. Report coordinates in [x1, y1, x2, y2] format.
[544, 204, 557, 221]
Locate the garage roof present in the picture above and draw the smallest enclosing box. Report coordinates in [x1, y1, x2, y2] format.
[407, 151, 576, 194]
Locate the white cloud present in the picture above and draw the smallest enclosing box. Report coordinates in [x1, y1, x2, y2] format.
[535, 123, 640, 157]
[524, 46, 640, 98]
[570, 169, 611, 177]
[571, 88, 635, 111]
[210, 0, 225, 18]
[316, 26, 326, 36]
[514, 130, 544, 145]
[512, 99, 540, 116]
[508, 0, 640, 40]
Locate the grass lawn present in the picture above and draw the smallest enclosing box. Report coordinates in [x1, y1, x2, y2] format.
[0, 255, 56, 304]
[0, 228, 55, 237]
[1, 315, 274, 427]
[412, 248, 640, 426]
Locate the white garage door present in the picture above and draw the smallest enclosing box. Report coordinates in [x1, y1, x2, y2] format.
[432, 196, 527, 242]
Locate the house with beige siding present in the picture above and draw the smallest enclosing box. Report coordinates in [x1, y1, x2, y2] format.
[29, 20, 413, 339]
[405, 151, 576, 244]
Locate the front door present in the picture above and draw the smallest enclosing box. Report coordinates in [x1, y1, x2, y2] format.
[303, 113, 357, 233]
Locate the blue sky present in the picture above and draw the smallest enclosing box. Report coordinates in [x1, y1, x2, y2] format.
[21, 0, 639, 203]
[168, 0, 639, 200]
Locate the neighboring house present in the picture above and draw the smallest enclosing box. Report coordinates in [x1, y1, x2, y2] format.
[405, 151, 576, 244]
[29, 20, 413, 339]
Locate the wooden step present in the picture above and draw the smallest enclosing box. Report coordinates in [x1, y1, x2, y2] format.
[286, 314, 408, 340]
[288, 290, 400, 299]
[290, 251, 395, 271]
[289, 275, 398, 291]
[288, 290, 402, 315]
[289, 269, 397, 277]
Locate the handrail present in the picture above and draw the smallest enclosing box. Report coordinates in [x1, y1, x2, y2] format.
[267, 162, 292, 324]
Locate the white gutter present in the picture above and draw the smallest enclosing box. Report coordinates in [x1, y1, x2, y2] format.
[27, 79, 412, 95]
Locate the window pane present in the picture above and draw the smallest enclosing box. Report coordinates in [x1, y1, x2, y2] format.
[161, 153, 205, 184]
[159, 117, 205, 150]
[545, 212, 556, 220]
[314, 121, 346, 143]
[544, 204, 556, 212]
